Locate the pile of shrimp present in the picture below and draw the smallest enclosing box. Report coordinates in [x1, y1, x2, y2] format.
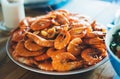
[10, 10, 107, 72]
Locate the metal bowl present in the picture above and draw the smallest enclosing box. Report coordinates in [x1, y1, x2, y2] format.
[6, 37, 108, 75]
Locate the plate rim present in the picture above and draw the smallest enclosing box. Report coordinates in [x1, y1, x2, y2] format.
[6, 37, 108, 75]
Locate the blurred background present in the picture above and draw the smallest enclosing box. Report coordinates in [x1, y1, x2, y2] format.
[0, 0, 120, 25]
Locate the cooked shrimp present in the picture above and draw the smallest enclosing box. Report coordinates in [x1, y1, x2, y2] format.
[54, 30, 71, 49]
[54, 12, 69, 25]
[16, 57, 38, 66]
[14, 41, 43, 57]
[49, 10, 69, 25]
[10, 10, 107, 72]
[47, 27, 56, 38]
[51, 19, 60, 26]
[11, 29, 25, 42]
[69, 27, 86, 39]
[26, 32, 54, 47]
[38, 60, 54, 71]
[69, 27, 86, 34]
[19, 17, 36, 27]
[83, 37, 104, 45]
[91, 20, 106, 32]
[67, 38, 82, 56]
[92, 43, 106, 50]
[30, 18, 51, 31]
[46, 47, 66, 57]
[56, 9, 69, 16]
[34, 53, 50, 61]
[12, 51, 38, 66]
[18, 17, 36, 32]
[24, 39, 43, 51]
[52, 53, 83, 71]
[81, 48, 107, 65]
[85, 31, 106, 38]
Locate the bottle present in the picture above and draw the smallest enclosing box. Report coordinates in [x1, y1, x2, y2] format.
[1, 0, 25, 30]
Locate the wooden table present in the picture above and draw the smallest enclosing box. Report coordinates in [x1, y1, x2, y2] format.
[0, 0, 120, 79]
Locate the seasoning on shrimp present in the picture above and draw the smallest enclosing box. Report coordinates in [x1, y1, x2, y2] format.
[54, 30, 71, 49]
[14, 41, 43, 57]
[83, 37, 104, 45]
[38, 60, 54, 71]
[67, 38, 82, 56]
[34, 53, 50, 61]
[24, 39, 44, 51]
[30, 18, 51, 31]
[26, 32, 54, 47]
[9, 9, 107, 72]
[47, 47, 66, 57]
[52, 53, 83, 71]
[81, 48, 107, 65]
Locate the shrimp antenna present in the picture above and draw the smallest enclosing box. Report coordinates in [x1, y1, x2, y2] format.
[48, 6, 54, 11]
[45, 6, 54, 14]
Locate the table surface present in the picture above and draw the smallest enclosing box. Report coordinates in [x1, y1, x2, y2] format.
[0, 0, 120, 79]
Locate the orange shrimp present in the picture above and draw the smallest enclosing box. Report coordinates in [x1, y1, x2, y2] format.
[38, 60, 54, 71]
[69, 27, 86, 39]
[46, 47, 66, 57]
[54, 30, 71, 49]
[92, 43, 106, 50]
[85, 31, 106, 38]
[26, 32, 54, 47]
[11, 29, 25, 42]
[24, 39, 43, 51]
[67, 38, 82, 56]
[81, 48, 107, 65]
[55, 12, 69, 25]
[19, 17, 36, 26]
[18, 17, 37, 32]
[52, 52, 83, 71]
[83, 37, 104, 45]
[14, 41, 43, 57]
[47, 27, 56, 38]
[48, 10, 69, 25]
[91, 20, 106, 32]
[16, 57, 38, 66]
[56, 9, 69, 16]
[34, 53, 50, 61]
[30, 18, 51, 31]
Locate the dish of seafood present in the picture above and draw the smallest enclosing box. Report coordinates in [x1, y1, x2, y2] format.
[110, 29, 120, 58]
[7, 10, 108, 75]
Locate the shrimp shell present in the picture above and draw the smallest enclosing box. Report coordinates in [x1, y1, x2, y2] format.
[67, 38, 82, 56]
[11, 29, 25, 42]
[52, 53, 83, 71]
[81, 48, 107, 65]
[24, 39, 43, 51]
[34, 53, 50, 61]
[85, 31, 106, 38]
[83, 37, 104, 45]
[14, 41, 43, 57]
[26, 32, 54, 47]
[38, 60, 54, 71]
[69, 27, 86, 39]
[54, 30, 71, 49]
[46, 47, 66, 57]
[30, 18, 51, 31]
[16, 57, 38, 66]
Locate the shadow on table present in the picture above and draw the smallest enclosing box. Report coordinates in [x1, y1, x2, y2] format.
[21, 70, 94, 79]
